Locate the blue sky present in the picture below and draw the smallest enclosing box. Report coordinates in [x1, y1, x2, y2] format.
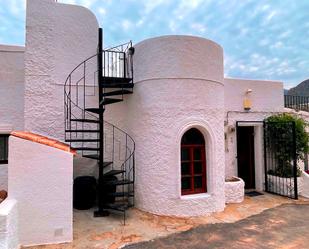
[0, 0, 308, 88]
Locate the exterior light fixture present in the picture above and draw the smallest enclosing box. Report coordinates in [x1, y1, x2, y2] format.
[243, 88, 252, 111]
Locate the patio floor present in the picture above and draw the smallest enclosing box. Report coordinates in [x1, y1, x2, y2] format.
[125, 203, 309, 249]
[23, 193, 309, 249]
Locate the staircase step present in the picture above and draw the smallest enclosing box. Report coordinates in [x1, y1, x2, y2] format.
[71, 147, 99, 151]
[65, 129, 100, 133]
[82, 155, 113, 165]
[70, 119, 100, 123]
[104, 179, 133, 186]
[103, 90, 133, 97]
[100, 83, 134, 89]
[65, 139, 100, 142]
[99, 98, 123, 106]
[85, 108, 105, 114]
[103, 170, 125, 177]
[104, 203, 131, 212]
[107, 192, 134, 197]
[101, 77, 133, 84]
[82, 154, 100, 160]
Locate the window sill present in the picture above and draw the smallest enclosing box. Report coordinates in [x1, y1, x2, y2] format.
[180, 193, 210, 200]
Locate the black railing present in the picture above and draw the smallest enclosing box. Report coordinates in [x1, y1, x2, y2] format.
[64, 42, 135, 213]
[264, 121, 298, 199]
[102, 41, 134, 79]
[64, 43, 134, 135]
[284, 95, 309, 112]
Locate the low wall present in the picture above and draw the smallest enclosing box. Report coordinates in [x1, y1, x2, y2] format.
[0, 199, 19, 249]
[300, 171, 309, 198]
[8, 132, 75, 247]
[225, 176, 245, 203]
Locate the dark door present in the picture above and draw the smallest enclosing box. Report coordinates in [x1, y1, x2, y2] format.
[237, 126, 255, 189]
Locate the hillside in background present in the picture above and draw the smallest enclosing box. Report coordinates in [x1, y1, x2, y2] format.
[288, 79, 309, 96]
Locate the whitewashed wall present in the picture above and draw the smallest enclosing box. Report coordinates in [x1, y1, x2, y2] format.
[284, 108, 309, 172]
[0, 45, 25, 131]
[224, 78, 284, 112]
[0, 45, 25, 192]
[125, 36, 226, 216]
[8, 136, 73, 247]
[0, 199, 19, 249]
[24, 0, 99, 141]
[224, 78, 284, 190]
[24, 0, 100, 179]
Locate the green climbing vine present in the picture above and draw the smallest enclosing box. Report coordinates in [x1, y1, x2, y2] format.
[265, 113, 309, 177]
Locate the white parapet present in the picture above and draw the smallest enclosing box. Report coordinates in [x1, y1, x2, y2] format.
[8, 133, 74, 247]
[300, 171, 309, 198]
[0, 199, 19, 249]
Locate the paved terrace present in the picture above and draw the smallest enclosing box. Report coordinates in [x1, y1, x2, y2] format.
[23, 194, 309, 249]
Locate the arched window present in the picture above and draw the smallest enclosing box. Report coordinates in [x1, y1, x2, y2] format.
[181, 128, 206, 195]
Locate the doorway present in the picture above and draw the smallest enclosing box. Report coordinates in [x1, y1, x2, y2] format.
[236, 126, 255, 189]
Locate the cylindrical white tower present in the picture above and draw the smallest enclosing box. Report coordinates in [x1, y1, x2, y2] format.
[126, 35, 225, 216]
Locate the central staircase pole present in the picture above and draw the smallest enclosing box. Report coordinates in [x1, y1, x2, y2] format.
[94, 28, 109, 217]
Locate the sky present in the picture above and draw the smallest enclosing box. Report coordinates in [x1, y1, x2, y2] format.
[0, 0, 308, 89]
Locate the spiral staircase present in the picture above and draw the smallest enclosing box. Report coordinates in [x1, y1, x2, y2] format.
[64, 28, 135, 222]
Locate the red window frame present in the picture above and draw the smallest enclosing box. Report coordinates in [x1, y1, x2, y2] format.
[181, 144, 207, 195]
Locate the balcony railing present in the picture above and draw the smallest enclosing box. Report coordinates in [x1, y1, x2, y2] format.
[284, 95, 309, 112]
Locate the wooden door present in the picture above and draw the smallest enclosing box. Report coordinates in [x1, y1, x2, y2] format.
[237, 126, 255, 189]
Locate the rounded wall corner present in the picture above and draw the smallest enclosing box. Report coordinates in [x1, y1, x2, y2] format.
[133, 35, 224, 84]
[55, 1, 100, 28]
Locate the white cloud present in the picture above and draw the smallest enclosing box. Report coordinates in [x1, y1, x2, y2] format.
[191, 23, 206, 33]
[271, 41, 284, 49]
[121, 20, 132, 31]
[144, 0, 166, 14]
[136, 18, 144, 27]
[248, 66, 259, 72]
[278, 30, 291, 39]
[5, 0, 25, 17]
[265, 10, 277, 22]
[261, 4, 271, 11]
[251, 53, 261, 60]
[98, 7, 106, 15]
[79, 0, 97, 8]
[259, 39, 270, 46]
[0, 0, 307, 88]
[173, 0, 205, 18]
[169, 20, 177, 32]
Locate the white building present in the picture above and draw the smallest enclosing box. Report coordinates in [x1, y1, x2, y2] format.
[0, 0, 306, 248]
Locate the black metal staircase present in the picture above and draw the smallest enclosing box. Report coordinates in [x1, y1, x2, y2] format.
[64, 28, 135, 222]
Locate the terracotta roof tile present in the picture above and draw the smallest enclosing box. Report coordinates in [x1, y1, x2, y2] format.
[11, 131, 76, 155]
